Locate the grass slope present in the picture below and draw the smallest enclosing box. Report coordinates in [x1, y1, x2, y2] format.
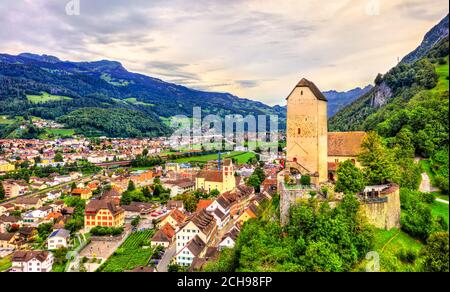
[27, 92, 72, 103]
[355, 228, 424, 272]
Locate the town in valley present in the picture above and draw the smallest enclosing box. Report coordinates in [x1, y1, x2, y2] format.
[0, 1, 448, 273]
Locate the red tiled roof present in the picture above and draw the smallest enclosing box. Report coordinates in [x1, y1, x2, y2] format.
[328, 132, 366, 157]
[196, 199, 213, 212]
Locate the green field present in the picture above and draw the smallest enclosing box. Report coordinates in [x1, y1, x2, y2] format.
[430, 200, 449, 228]
[171, 151, 256, 165]
[0, 115, 15, 125]
[355, 228, 424, 272]
[101, 73, 130, 87]
[46, 128, 76, 136]
[431, 56, 449, 95]
[98, 230, 155, 272]
[27, 92, 72, 104]
[124, 97, 155, 107]
[0, 256, 12, 272]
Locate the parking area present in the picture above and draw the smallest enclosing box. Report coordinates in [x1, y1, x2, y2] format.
[0, 248, 14, 258]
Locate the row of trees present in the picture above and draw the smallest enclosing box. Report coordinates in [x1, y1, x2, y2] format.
[120, 178, 171, 205]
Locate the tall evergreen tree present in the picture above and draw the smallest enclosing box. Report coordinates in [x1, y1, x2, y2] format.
[358, 131, 397, 185]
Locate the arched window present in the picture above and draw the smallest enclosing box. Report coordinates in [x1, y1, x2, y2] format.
[298, 128, 301, 135]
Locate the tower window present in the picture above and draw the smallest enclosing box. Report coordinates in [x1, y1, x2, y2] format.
[298, 128, 301, 135]
[300, 90, 303, 95]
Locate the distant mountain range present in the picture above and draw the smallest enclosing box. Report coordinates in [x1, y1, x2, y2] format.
[0, 52, 287, 137]
[323, 86, 373, 117]
[0, 50, 370, 138]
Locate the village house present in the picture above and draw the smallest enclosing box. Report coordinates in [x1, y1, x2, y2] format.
[236, 203, 259, 226]
[175, 209, 217, 266]
[189, 247, 220, 272]
[121, 202, 154, 219]
[11, 250, 54, 272]
[71, 188, 93, 200]
[0, 216, 22, 233]
[0, 232, 18, 249]
[47, 229, 70, 250]
[21, 209, 48, 226]
[163, 179, 195, 197]
[167, 200, 184, 211]
[151, 223, 175, 248]
[195, 199, 213, 213]
[176, 235, 207, 267]
[14, 197, 44, 210]
[0, 160, 15, 174]
[84, 199, 125, 229]
[219, 227, 240, 250]
[46, 190, 62, 201]
[157, 209, 187, 231]
[1, 180, 29, 198]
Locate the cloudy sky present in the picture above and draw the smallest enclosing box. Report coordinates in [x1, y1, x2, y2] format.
[0, 0, 448, 105]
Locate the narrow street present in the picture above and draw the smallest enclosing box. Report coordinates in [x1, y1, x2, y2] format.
[157, 243, 176, 272]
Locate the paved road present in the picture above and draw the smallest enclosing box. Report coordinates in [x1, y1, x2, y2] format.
[157, 243, 176, 272]
[436, 198, 449, 205]
[419, 173, 431, 193]
[419, 172, 440, 193]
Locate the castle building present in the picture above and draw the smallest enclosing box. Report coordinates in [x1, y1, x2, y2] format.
[281, 78, 400, 229]
[285, 78, 365, 184]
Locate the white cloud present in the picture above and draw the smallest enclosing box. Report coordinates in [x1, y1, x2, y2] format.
[0, 0, 448, 105]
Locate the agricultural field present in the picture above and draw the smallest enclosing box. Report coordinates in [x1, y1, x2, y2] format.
[171, 151, 256, 165]
[0, 256, 12, 272]
[27, 92, 72, 104]
[98, 230, 155, 272]
[354, 228, 424, 272]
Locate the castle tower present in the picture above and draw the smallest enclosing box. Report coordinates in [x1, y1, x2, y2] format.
[286, 78, 328, 184]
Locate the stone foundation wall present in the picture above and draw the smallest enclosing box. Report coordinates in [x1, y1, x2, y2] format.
[360, 186, 400, 230]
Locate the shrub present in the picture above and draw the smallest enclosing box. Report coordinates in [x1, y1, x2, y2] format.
[300, 175, 311, 186]
[397, 248, 417, 264]
[419, 192, 435, 204]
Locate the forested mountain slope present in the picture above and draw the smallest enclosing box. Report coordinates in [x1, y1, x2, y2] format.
[0, 53, 285, 137]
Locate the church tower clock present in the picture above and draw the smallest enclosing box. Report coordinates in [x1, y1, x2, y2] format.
[286, 78, 328, 184]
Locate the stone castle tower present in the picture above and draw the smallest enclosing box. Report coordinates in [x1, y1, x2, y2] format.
[286, 78, 328, 184]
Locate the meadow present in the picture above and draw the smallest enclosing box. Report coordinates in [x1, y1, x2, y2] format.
[27, 92, 72, 104]
[171, 151, 256, 165]
[354, 228, 424, 272]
